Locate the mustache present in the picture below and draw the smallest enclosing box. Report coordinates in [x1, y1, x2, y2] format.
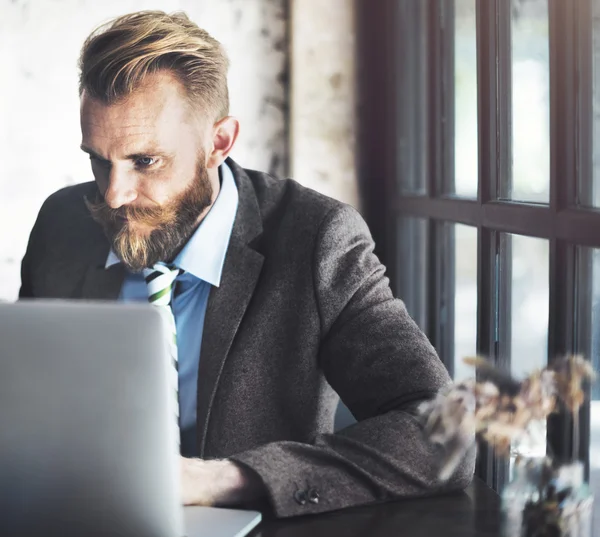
[84, 194, 177, 228]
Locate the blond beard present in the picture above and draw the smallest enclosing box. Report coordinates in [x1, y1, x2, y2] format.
[85, 160, 213, 272]
[111, 222, 179, 271]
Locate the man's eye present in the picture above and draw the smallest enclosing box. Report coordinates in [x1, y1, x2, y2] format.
[136, 157, 156, 167]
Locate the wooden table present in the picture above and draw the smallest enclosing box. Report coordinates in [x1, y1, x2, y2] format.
[248, 478, 502, 537]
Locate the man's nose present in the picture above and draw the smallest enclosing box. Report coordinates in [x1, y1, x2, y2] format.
[103, 168, 138, 209]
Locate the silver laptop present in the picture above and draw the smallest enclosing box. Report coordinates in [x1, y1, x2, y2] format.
[0, 300, 261, 537]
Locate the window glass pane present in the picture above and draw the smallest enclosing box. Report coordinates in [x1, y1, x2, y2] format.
[579, 247, 600, 528]
[397, 217, 428, 331]
[397, 1, 427, 194]
[504, 234, 549, 464]
[453, 0, 478, 198]
[591, 0, 600, 207]
[510, 234, 549, 379]
[453, 224, 478, 381]
[506, 0, 550, 203]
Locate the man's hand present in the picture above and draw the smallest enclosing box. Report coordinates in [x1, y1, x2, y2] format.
[180, 457, 266, 507]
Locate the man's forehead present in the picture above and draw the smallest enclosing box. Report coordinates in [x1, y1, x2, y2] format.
[82, 91, 185, 127]
[80, 81, 198, 153]
[80, 109, 175, 153]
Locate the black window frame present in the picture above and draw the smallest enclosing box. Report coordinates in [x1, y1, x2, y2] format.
[356, 0, 600, 491]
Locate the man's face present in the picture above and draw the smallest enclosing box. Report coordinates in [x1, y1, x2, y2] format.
[80, 71, 214, 272]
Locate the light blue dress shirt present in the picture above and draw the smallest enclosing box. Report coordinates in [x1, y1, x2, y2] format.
[105, 163, 239, 456]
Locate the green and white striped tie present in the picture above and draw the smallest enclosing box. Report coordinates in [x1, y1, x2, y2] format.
[143, 262, 183, 434]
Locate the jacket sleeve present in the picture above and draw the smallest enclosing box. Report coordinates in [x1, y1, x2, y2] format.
[229, 204, 475, 518]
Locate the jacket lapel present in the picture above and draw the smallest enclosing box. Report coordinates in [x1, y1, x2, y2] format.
[80, 262, 125, 300]
[196, 160, 264, 456]
[77, 227, 125, 300]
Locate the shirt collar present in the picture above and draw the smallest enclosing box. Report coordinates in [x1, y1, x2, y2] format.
[105, 161, 239, 287]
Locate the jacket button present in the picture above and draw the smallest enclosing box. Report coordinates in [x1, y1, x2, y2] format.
[294, 489, 308, 506]
[307, 488, 320, 504]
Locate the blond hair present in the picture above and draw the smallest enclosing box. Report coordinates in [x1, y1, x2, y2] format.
[79, 11, 230, 121]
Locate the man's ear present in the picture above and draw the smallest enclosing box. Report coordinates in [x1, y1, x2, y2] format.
[206, 116, 240, 168]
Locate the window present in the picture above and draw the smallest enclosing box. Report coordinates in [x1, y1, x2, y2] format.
[587, 0, 600, 207]
[506, 234, 549, 380]
[357, 0, 600, 499]
[508, 0, 550, 203]
[451, 224, 478, 381]
[453, 0, 478, 198]
[577, 246, 600, 529]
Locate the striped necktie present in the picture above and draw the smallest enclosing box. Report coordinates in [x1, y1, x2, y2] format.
[143, 263, 183, 435]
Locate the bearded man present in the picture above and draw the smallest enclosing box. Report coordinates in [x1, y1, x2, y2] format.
[19, 11, 474, 518]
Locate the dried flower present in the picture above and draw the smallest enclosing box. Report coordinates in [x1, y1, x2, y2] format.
[549, 355, 595, 414]
[419, 383, 477, 480]
[520, 369, 557, 420]
[419, 354, 595, 482]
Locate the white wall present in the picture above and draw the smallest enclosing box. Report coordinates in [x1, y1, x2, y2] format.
[290, 0, 358, 209]
[0, 0, 288, 300]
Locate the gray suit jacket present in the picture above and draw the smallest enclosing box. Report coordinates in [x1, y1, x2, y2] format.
[19, 158, 474, 517]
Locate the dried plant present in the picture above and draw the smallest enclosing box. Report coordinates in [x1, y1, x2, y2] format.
[550, 355, 595, 414]
[549, 355, 596, 464]
[419, 355, 595, 481]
